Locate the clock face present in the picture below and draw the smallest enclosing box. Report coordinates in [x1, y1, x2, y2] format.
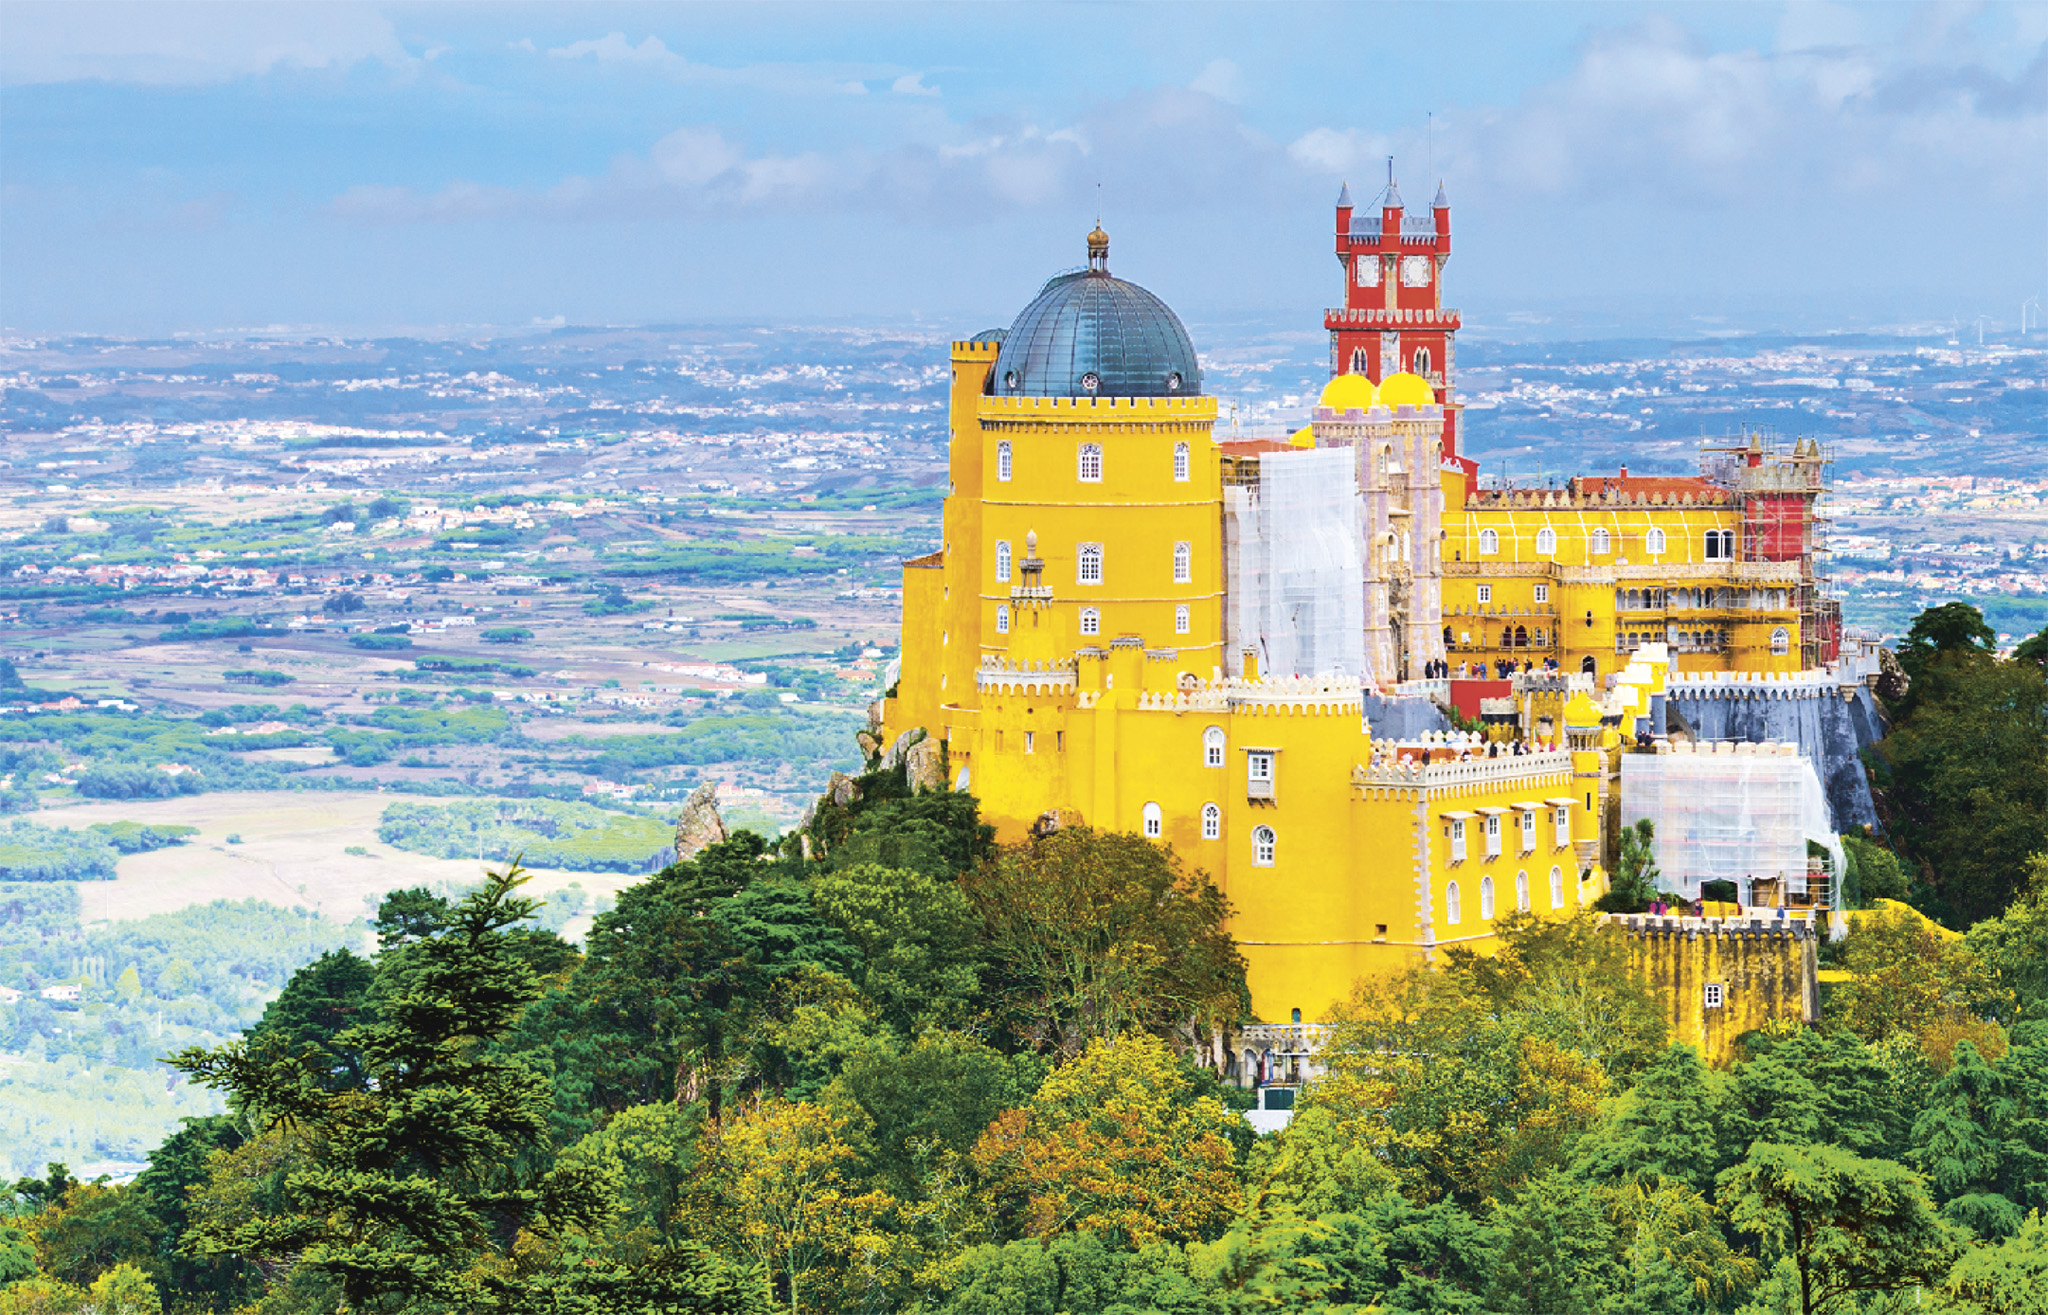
[1355, 257, 1380, 287]
[1401, 255, 1433, 287]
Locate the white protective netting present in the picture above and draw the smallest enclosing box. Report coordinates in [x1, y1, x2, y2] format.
[1225, 447, 1366, 680]
[1619, 741, 1843, 901]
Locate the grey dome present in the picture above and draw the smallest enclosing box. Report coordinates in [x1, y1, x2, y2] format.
[991, 234, 1201, 399]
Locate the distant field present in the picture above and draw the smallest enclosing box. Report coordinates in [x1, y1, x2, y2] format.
[41, 792, 650, 925]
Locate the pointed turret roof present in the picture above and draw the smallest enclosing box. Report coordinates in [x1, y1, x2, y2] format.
[1433, 180, 1449, 208]
[1336, 182, 1352, 208]
[1381, 181, 1403, 209]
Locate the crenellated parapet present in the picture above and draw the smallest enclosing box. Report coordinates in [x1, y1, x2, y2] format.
[975, 656, 1079, 695]
[1602, 911, 1818, 1066]
[1354, 747, 1573, 793]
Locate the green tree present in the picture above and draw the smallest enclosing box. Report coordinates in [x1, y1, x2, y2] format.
[1719, 1140, 1956, 1315]
[810, 863, 986, 1035]
[1595, 819, 1662, 913]
[1941, 1208, 2048, 1315]
[1573, 1044, 1724, 1194]
[831, 1032, 1044, 1198]
[1900, 601, 1997, 684]
[1722, 1026, 1911, 1166]
[1486, 1172, 1619, 1315]
[961, 825, 1245, 1059]
[246, 948, 376, 1090]
[172, 865, 603, 1312]
[130, 1114, 253, 1309]
[1910, 1041, 2048, 1239]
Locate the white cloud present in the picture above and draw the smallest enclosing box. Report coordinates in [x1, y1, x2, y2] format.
[0, 1, 410, 85]
[538, 31, 881, 96]
[1190, 58, 1245, 104]
[547, 33, 681, 66]
[892, 72, 940, 97]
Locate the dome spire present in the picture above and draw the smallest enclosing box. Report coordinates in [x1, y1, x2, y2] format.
[1086, 222, 1109, 274]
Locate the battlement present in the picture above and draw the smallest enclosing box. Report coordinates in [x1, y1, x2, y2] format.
[976, 657, 1078, 695]
[1604, 911, 1816, 940]
[1467, 486, 1736, 510]
[977, 394, 1217, 421]
[1355, 747, 1573, 791]
[1129, 673, 1366, 716]
[1666, 670, 1853, 699]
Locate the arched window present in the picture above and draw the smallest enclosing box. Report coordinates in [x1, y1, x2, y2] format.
[996, 441, 1012, 482]
[1173, 442, 1190, 482]
[1478, 528, 1500, 555]
[1446, 880, 1462, 925]
[1350, 346, 1368, 374]
[1251, 825, 1276, 867]
[1203, 726, 1226, 768]
[1536, 527, 1556, 555]
[1413, 347, 1431, 376]
[1201, 802, 1221, 840]
[1175, 604, 1190, 635]
[995, 604, 1009, 634]
[1142, 802, 1163, 838]
[1771, 626, 1790, 655]
[1516, 870, 1530, 912]
[1079, 607, 1100, 636]
[1077, 543, 1103, 584]
[1646, 527, 1667, 554]
[1550, 865, 1565, 908]
[1480, 875, 1496, 919]
[995, 540, 1011, 583]
[1077, 443, 1102, 482]
[1591, 527, 1611, 555]
[1173, 541, 1192, 583]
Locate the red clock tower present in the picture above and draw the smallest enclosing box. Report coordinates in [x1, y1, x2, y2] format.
[1325, 168, 1465, 464]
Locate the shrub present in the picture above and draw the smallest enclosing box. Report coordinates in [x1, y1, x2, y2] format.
[348, 634, 413, 651]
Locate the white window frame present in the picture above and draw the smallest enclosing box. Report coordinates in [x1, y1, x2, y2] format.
[1446, 880, 1462, 925]
[1203, 726, 1226, 768]
[996, 441, 1012, 482]
[995, 540, 1011, 583]
[1516, 870, 1530, 912]
[1251, 825, 1276, 867]
[1519, 810, 1536, 852]
[1077, 442, 1102, 483]
[1646, 527, 1667, 554]
[1478, 528, 1500, 555]
[1554, 806, 1570, 849]
[1413, 347, 1431, 376]
[1173, 541, 1192, 584]
[1024, 730, 1035, 754]
[1142, 801, 1163, 838]
[1476, 584, 1492, 605]
[1591, 527, 1611, 555]
[1173, 442, 1190, 482]
[1201, 802, 1221, 840]
[995, 604, 1009, 634]
[1771, 626, 1791, 655]
[1484, 814, 1502, 858]
[1078, 607, 1100, 636]
[1536, 527, 1557, 555]
[1480, 875, 1496, 919]
[1704, 982, 1725, 1010]
[1077, 543, 1103, 585]
[1534, 583, 1550, 604]
[1449, 818, 1467, 863]
[1247, 751, 1274, 799]
[1550, 865, 1566, 909]
[1175, 604, 1191, 635]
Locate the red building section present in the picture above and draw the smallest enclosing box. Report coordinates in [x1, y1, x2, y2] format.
[1325, 169, 1463, 461]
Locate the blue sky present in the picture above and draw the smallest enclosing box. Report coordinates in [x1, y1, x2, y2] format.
[3, 1, 2043, 338]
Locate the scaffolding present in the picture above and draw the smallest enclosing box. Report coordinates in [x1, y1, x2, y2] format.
[1699, 427, 1838, 668]
[1224, 446, 1368, 680]
[1620, 740, 1842, 905]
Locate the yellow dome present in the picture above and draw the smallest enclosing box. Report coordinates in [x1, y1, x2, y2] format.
[1289, 424, 1315, 448]
[1317, 373, 1378, 412]
[1564, 691, 1603, 728]
[1378, 371, 1435, 408]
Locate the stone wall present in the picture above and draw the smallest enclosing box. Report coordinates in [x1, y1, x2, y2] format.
[1605, 913, 1818, 1067]
[1666, 679, 1886, 831]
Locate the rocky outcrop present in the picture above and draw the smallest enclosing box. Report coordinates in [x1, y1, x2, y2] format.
[882, 726, 926, 771]
[1667, 684, 1887, 832]
[904, 737, 946, 794]
[672, 782, 728, 862]
[823, 771, 861, 808]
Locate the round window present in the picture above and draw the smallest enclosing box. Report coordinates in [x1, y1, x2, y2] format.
[1080, 371, 1101, 393]
[1165, 372, 1182, 392]
[1003, 370, 1019, 391]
